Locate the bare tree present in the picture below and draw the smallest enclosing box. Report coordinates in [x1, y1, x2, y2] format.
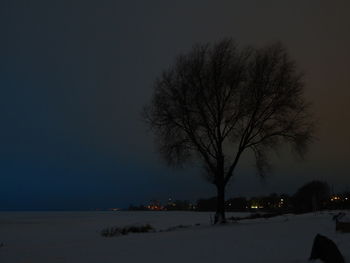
[144, 39, 314, 223]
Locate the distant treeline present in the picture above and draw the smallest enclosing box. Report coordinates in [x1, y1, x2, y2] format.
[128, 181, 350, 213]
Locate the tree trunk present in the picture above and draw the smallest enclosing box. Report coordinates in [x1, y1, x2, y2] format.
[214, 183, 226, 224]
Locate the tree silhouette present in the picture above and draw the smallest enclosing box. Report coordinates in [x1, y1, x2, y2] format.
[293, 180, 329, 213]
[144, 39, 314, 223]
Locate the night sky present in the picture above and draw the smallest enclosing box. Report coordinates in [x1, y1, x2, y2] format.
[1, 1, 349, 210]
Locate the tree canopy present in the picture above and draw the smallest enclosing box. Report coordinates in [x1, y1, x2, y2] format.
[144, 39, 314, 223]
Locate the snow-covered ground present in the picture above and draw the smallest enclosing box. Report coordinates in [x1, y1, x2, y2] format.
[0, 211, 349, 263]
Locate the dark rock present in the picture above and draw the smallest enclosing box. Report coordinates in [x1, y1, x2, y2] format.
[309, 234, 344, 263]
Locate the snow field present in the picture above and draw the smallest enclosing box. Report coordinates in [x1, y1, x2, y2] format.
[0, 211, 349, 263]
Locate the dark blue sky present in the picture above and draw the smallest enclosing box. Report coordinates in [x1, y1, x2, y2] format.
[1, 0, 350, 210]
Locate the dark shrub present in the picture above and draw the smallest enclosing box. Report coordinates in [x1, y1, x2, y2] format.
[101, 224, 154, 237]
